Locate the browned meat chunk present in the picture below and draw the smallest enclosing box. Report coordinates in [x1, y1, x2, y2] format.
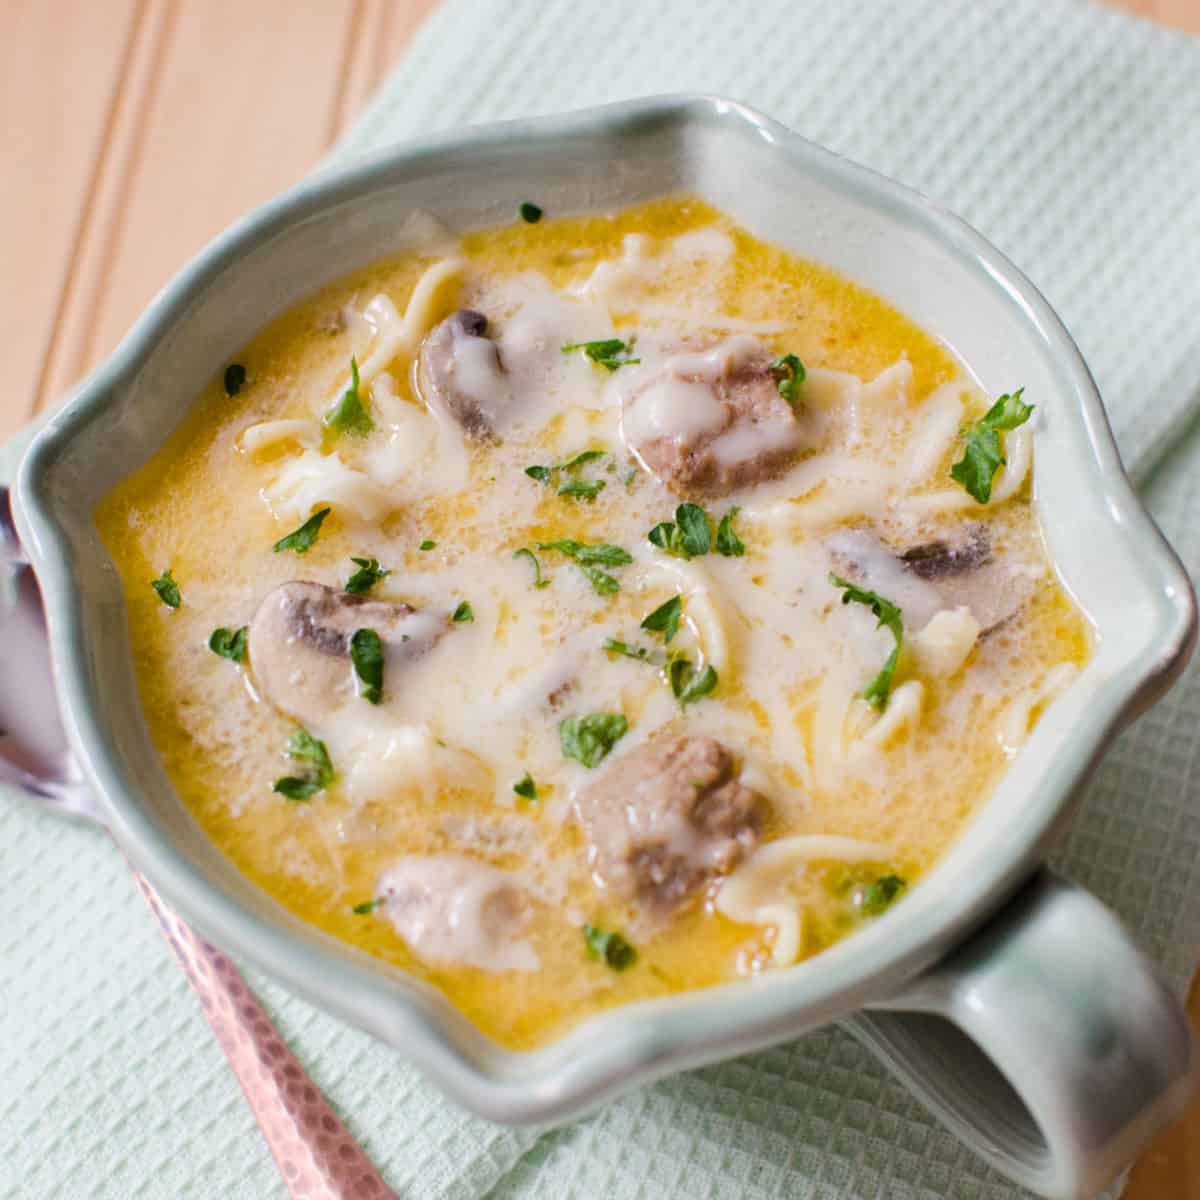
[623, 339, 803, 498]
[248, 581, 447, 726]
[575, 731, 766, 916]
[417, 309, 507, 438]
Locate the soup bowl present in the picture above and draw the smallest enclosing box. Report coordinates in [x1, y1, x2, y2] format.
[13, 96, 1197, 1199]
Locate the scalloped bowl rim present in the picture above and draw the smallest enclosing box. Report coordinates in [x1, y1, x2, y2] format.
[13, 95, 1196, 1122]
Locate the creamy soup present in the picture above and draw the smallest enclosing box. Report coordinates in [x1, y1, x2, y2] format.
[96, 197, 1090, 1049]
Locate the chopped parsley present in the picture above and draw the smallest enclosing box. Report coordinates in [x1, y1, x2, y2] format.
[273, 728, 334, 801]
[418, 539, 437, 551]
[538, 539, 631, 596]
[648, 502, 710, 558]
[223, 363, 247, 396]
[452, 600, 474, 623]
[323, 356, 373, 436]
[579, 564, 619, 594]
[536, 540, 632, 567]
[715, 506, 746, 557]
[583, 924, 636, 970]
[519, 201, 543, 223]
[525, 449, 610, 501]
[345, 556, 390, 594]
[615, 597, 714, 705]
[349, 628, 384, 704]
[208, 626, 247, 662]
[513, 547, 550, 589]
[273, 507, 331, 554]
[667, 658, 719, 707]
[950, 388, 1034, 503]
[513, 772, 538, 800]
[829, 573, 904, 710]
[561, 338, 640, 372]
[858, 874, 907, 916]
[525, 450, 606, 482]
[557, 478, 605, 502]
[770, 353, 806, 405]
[558, 449, 607, 472]
[559, 712, 628, 768]
[151, 569, 181, 609]
[352, 897, 385, 915]
[602, 637, 662, 664]
[640, 594, 682, 643]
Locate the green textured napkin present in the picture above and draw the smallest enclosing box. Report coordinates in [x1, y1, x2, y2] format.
[3, 2, 1199, 1197]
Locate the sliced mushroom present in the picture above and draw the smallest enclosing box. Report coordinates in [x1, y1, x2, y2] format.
[416, 309, 509, 438]
[899, 525, 991, 579]
[827, 523, 1030, 633]
[247, 581, 447, 727]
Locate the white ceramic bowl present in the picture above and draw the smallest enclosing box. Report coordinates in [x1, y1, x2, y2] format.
[14, 96, 1197, 1199]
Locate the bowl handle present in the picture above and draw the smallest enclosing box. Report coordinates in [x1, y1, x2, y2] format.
[844, 869, 1196, 1199]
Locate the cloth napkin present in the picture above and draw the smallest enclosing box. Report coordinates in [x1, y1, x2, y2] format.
[3, 2, 1199, 1197]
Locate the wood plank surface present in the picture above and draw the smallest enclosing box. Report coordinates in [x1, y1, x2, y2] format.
[1, 0, 141, 439]
[0, 0, 1197, 1195]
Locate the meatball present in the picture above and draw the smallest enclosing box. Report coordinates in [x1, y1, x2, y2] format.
[574, 731, 766, 917]
[622, 337, 803, 498]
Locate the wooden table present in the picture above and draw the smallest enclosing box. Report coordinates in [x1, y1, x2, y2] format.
[2, 1, 1197, 1195]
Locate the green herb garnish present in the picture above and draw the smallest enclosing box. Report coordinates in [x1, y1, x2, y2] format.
[519, 201, 543, 223]
[452, 600, 474, 623]
[559, 449, 607, 471]
[208, 626, 247, 662]
[223, 363, 247, 396]
[602, 637, 662, 665]
[715, 506, 746, 557]
[513, 547, 550, 589]
[647, 503, 710, 559]
[538, 540, 630, 594]
[418, 539, 437, 551]
[273, 507, 331, 554]
[273, 728, 334, 801]
[583, 924, 636, 970]
[513, 772, 538, 800]
[579, 564, 619, 594]
[858, 874, 907, 916]
[349, 628, 384, 704]
[561, 338, 640, 372]
[151, 569, 181, 609]
[323, 355, 373, 436]
[667, 658, 719, 707]
[557, 478, 605, 502]
[536, 540, 632, 567]
[829, 573, 904, 710]
[345, 556, 390, 594]
[526, 449, 611, 500]
[950, 388, 1034, 503]
[770, 353, 806, 405]
[559, 712, 628, 768]
[352, 897, 384, 915]
[640, 594, 682, 643]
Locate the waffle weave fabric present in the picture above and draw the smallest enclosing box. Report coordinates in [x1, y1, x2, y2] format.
[2, 2, 1199, 1197]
